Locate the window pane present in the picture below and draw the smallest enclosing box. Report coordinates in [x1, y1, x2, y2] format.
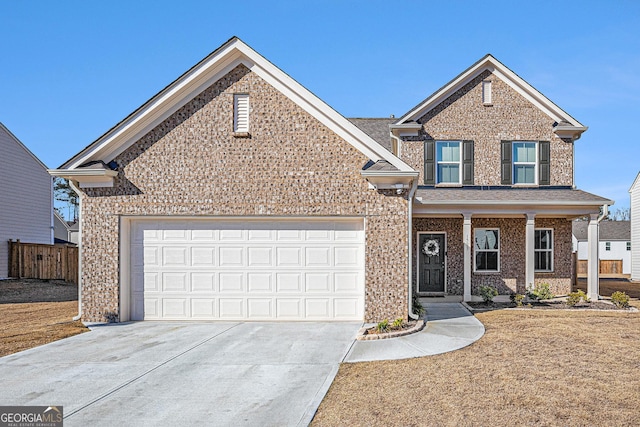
[475, 229, 499, 250]
[438, 164, 459, 183]
[485, 252, 498, 270]
[437, 142, 460, 162]
[475, 231, 487, 250]
[535, 230, 551, 250]
[514, 165, 535, 184]
[513, 142, 535, 162]
[535, 251, 551, 271]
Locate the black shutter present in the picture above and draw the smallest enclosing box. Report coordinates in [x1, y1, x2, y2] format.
[462, 140, 474, 185]
[424, 140, 435, 185]
[539, 141, 550, 185]
[501, 141, 512, 185]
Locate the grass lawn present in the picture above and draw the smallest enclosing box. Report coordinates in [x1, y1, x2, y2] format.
[313, 303, 640, 426]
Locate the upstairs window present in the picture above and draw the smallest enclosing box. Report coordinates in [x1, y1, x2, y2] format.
[233, 94, 249, 133]
[513, 142, 537, 184]
[535, 229, 553, 272]
[501, 140, 550, 185]
[437, 141, 461, 184]
[627, 242, 631, 251]
[605, 242, 611, 251]
[425, 140, 474, 185]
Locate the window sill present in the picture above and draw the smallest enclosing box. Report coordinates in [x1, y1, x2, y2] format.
[535, 271, 554, 274]
[512, 184, 539, 188]
[233, 132, 251, 138]
[473, 271, 501, 275]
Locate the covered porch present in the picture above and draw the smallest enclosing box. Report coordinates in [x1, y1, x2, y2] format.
[411, 188, 612, 302]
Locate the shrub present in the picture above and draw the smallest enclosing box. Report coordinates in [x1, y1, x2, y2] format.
[509, 293, 526, 306]
[479, 285, 498, 303]
[611, 291, 630, 308]
[392, 318, 404, 329]
[528, 283, 554, 300]
[412, 295, 426, 316]
[566, 292, 581, 307]
[376, 319, 390, 332]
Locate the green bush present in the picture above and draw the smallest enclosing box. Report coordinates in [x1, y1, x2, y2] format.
[412, 295, 426, 316]
[392, 318, 404, 329]
[376, 319, 390, 332]
[611, 291, 630, 308]
[509, 293, 526, 306]
[479, 285, 498, 303]
[566, 292, 581, 307]
[528, 283, 554, 300]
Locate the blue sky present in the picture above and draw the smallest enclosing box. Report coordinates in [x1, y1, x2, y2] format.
[1, 0, 638, 212]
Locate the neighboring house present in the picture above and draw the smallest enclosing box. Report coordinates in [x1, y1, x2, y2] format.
[0, 122, 53, 278]
[631, 172, 640, 281]
[573, 221, 630, 277]
[53, 211, 78, 245]
[49, 37, 611, 323]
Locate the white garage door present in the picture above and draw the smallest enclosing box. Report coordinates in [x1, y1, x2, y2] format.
[130, 219, 365, 321]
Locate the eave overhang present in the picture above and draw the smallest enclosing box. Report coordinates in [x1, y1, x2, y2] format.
[360, 170, 419, 190]
[553, 124, 588, 141]
[389, 122, 422, 137]
[48, 168, 118, 188]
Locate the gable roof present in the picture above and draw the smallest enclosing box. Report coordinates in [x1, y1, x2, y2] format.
[58, 37, 413, 174]
[396, 54, 585, 131]
[0, 122, 49, 170]
[573, 220, 630, 241]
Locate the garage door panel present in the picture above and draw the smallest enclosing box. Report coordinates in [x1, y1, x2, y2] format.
[247, 273, 272, 292]
[131, 219, 364, 321]
[191, 247, 216, 266]
[191, 299, 216, 318]
[191, 273, 216, 292]
[219, 298, 244, 318]
[276, 273, 302, 292]
[248, 247, 273, 266]
[219, 273, 244, 292]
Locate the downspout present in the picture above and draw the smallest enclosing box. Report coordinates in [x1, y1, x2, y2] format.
[69, 180, 83, 321]
[407, 178, 419, 320]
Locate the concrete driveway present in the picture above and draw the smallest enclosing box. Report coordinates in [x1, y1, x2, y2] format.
[0, 321, 359, 426]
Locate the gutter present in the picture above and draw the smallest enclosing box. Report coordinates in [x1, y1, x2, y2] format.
[68, 180, 83, 322]
[407, 178, 420, 320]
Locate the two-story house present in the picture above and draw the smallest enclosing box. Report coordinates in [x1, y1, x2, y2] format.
[49, 38, 610, 323]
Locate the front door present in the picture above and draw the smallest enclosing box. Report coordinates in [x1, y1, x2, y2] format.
[418, 233, 446, 294]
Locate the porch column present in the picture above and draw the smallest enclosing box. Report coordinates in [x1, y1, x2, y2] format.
[525, 213, 536, 291]
[587, 213, 600, 300]
[463, 213, 472, 301]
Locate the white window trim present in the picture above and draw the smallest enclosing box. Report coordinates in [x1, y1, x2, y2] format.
[473, 228, 500, 273]
[512, 141, 538, 185]
[436, 140, 462, 185]
[233, 93, 250, 133]
[534, 228, 554, 272]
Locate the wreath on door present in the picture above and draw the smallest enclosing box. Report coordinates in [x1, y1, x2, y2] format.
[422, 239, 440, 256]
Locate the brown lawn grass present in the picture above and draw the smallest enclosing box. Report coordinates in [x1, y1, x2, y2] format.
[313, 305, 640, 426]
[0, 301, 88, 357]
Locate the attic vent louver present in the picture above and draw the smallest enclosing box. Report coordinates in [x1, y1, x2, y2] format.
[234, 94, 249, 133]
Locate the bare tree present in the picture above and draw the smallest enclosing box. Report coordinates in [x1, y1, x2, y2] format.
[606, 207, 630, 221]
[54, 177, 79, 222]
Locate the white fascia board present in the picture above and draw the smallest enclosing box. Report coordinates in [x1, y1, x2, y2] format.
[397, 55, 584, 128]
[629, 171, 640, 192]
[413, 204, 603, 217]
[48, 168, 118, 188]
[360, 170, 419, 189]
[62, 38, 414, 173]
[414, 199, 613, 207]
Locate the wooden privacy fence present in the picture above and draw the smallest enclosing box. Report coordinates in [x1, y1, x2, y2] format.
[8, 240, 78, 284]
[576, 259, 625, 278]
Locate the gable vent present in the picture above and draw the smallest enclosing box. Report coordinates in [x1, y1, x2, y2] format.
[234, 94, 249, 132]
[482, 80, 492, 105]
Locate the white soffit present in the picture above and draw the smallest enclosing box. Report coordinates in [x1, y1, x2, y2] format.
[62, 38, 413, 173]
[397, 54, 584, 128]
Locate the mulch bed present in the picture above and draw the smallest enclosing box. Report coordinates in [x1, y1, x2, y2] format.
[466, 300, 633, 311]
[0, 278, 78, 304]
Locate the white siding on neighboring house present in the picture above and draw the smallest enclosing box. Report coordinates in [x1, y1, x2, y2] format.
[576, 241, 631, 275]
[631, 172, 640, 281]
[0, 123, 53, 278]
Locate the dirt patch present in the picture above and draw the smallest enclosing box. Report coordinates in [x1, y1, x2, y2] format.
[0, 279, 88, 357]
[466, 300, 633, 311]
[575, 278, 640, 298]
[312, 306, 640, 427]
[0, 278, 78, 304]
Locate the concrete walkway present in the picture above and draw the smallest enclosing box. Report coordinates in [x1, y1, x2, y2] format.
[344, 303, 484, 362]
